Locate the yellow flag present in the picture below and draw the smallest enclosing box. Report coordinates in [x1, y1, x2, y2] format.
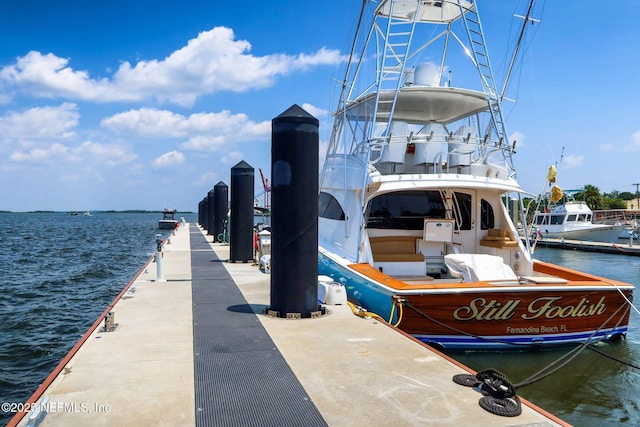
[550, 185, 563, 202]
[546, 165, 557, 183]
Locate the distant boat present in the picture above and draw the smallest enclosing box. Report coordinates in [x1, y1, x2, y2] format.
[532, 202, 623, 242]
[591, 209, 640, 240]
[83, 211, 92, 217]
[158, 209, 179, 229]
[67, 211, 79, 216]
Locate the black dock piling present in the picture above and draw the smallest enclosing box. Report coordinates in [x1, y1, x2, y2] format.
[198, 198, 205, 230]
[213, 181, 229, 243]
[229, 163, 254, 261]
[206, 188, 215, 235]
[268, 104, 322, 319]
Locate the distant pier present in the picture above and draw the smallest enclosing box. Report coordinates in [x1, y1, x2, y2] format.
[532, 237, 640, 256]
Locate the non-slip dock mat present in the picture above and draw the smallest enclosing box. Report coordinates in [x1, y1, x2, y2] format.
[190, 227, 328, 426]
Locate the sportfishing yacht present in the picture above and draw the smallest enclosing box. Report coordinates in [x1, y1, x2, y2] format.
[318, 0, 633, 350]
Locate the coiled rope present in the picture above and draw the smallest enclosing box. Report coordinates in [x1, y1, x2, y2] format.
[349, 292, 636, 417]
[450, 302, 632, 417]
[453, 368, 522, 417]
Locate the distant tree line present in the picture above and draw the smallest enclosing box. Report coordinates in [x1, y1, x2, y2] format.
[521, 185, 639, 226]
[572, 185, 637, 210]
[525, 185, 639, 211]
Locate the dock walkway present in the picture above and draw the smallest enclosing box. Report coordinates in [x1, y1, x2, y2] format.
[13, 224, 569, 426]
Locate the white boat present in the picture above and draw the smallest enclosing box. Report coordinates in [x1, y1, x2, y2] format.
[532, 202, 623, 242]
[158, 208, 179, 229]
[619, 225, 639, 240]
[591, 209, 640, 240]
[317, 0, 633, 350]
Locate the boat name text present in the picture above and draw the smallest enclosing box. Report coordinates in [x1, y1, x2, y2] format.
[453, 296, 607, 321]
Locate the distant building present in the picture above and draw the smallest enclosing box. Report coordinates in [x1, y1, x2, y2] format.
[626, 198, 640, 210]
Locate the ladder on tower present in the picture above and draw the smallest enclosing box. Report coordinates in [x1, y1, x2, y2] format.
[369, 0, 421, 140]
[458, 1, 509, 148]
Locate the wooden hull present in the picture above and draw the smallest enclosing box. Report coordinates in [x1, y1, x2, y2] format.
[399, 289, 631, 350]
[319, 251, 633, 350]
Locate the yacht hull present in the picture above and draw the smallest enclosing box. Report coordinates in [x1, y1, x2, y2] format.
[319, 250, 632, 350]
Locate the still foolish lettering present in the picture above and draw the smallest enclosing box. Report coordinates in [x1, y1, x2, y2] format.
[453, 296, 607, 321]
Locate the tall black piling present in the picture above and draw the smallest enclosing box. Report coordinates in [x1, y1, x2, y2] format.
[213, 181, 229, 242]
[268, 104, 322, 319]
[206, 187, 215, 235]
[198, 198, 204, 229]
[229, 163, 254, 261]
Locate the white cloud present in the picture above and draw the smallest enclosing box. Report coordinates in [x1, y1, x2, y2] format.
[220, 150, 243, 164]
[74, 141, 137, 166]
[102, 108, 270, 150]
[562, 154, 584, 169]
[10, 142, 71, 163]
[102, 108, 270, 137]
[0, 52, 120, 101]
[194, 171, 218, 187]
[509, 131, 525, 149]
[0, 103, 79, 141]
[101, 108, 191, 137]
[623, 131, 640, 152]
[9, 139, 135, 166]
[0, 27, 343, 107]
[301, 103, 328, 118]
[181, 135, 227, 151]
[153, 150, 185, 169]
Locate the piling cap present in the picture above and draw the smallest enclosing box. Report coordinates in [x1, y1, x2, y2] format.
[273, 104, 319, 126]
[231, 160, 253, 171]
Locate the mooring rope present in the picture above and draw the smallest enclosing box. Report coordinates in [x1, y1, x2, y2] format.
[452, 302, 633, 416]
[587, 343, 640, 370]
[398, 299, 635, 417]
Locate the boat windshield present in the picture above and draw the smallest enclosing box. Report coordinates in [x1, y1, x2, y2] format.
[366, 190, 445, 229]
[535, 214, 565, 225]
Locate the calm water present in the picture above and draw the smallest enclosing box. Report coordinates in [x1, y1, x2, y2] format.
[0, 212, 195, 426]
[451, 247, 640, 427]
[1, 216, 638, 426]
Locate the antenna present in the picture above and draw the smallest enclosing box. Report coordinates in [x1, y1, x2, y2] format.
[555, 146, 565, 167]
[500, 0, 540, 101]
[633, 183, 640, 195]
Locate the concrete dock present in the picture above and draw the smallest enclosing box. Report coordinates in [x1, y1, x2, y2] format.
[11, 224, 570, 427]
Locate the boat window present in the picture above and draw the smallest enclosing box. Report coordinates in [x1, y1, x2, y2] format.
[318, 192, 345, 220]
[454, 192, 472, 230]
[366, 190, 445, 229]
[535, 214, 565, 225]
[578, 214, 587, 222]
[567, 214, 577, 221]
[480, 199, 494, 230]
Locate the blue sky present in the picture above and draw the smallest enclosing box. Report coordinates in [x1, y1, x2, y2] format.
[1, 1, 639, 212]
